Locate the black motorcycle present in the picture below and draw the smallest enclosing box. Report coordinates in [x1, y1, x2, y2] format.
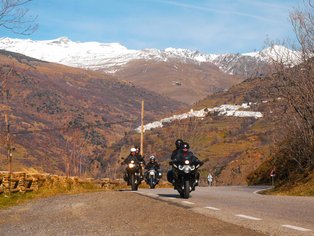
[144, 167, 162, 189]
[124, 157, 142, 191]
[170, 156, 201, 198]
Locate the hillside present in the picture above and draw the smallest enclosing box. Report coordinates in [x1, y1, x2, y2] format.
[0, 50, 184, 175]
[114, 59, 242, 104]
[108, 75, 280, 185]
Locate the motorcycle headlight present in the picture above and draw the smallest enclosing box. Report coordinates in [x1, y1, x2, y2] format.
[129, 163, 135, 168]
[183, 165, 191, 173]
[184, 160, 190, 165]
[131, 160, 135, 164]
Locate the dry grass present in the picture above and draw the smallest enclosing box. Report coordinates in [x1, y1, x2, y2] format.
[262, 172, 314, 196]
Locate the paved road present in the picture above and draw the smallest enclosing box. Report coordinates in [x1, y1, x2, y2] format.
[0, 191, 264, 236]
[137, 186, 314, 236]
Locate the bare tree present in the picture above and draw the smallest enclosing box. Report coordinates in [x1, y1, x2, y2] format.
[267, 0, 314, 182]
[0, 0, 37, 35]
[63, 129, 89, 177]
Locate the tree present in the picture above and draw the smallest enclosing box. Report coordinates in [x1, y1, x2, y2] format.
[0, 0, 37, 35]
[268, 0, 314, 182]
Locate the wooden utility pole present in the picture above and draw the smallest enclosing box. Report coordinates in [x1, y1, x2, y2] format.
[140, 100, 144, 156]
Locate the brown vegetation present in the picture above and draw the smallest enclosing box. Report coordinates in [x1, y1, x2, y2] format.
[115, 59, 243, 104]
[0, 51, 183, 176]
[248, 1, 314, 189]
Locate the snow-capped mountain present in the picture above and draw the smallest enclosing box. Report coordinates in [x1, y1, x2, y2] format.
[0, 37, 300, 75]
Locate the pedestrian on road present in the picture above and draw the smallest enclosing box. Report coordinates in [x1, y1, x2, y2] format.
[207, 173, 213, 186]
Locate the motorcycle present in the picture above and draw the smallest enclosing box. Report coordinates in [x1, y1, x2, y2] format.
[170, 156, 202, 199]
[144, 167, 162, 189]
[124, 157, 142, 191]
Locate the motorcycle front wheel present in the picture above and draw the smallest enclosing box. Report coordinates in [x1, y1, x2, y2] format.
[183, 180, 190, 199]
[131, 174, 137, 191]
[149, 177, 155, 189]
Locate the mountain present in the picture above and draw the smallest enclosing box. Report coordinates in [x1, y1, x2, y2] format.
[0, 37, 300, 104]
[0, 50, 183, 175]
[0, 37, 299, 74]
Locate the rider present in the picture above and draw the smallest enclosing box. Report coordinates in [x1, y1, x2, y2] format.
[167, 139, 183, 184]
[171, 139, 184, 160]
[169, 142, 203, 189]
[123, 147, 138, 164]
[135, 146, 145, 164]
[135, 146, 145, 178]
[178, 142, 203, 189]
[123, 147, 139, 183]
[145, 155, 162, 179]
[145, 155, 161, 171]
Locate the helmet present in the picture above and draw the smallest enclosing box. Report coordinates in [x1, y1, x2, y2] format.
[135, 146, 140, 152]
[149, 156, 156, 162]
[175, 139, 183, 149]
[182, 142, 190, 150]
[130, 147, 137, 152]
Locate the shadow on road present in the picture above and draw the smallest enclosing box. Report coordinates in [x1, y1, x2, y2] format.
[158, 193, 180, 198]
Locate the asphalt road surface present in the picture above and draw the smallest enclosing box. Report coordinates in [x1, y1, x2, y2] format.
[0, 190, 264, 236]
[138, 186, 314, 236]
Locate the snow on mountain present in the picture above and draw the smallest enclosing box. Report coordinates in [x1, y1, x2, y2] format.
[252, 45, 301, 66]
[135, 103, 263, 133]
[0, 37, 300, 75]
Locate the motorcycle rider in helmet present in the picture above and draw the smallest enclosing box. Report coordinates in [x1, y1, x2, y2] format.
[123, 147, 138, 164]
[176, 142, 203, 190]
[123, 147, 139, 183]
[134, 146, 145, 179]
[167, 142, 204, 189]
[171, 139, 183, 160]
[145, 155, 161, 171]
[167, 139, 184, 184]
[145, 155, 162, 179]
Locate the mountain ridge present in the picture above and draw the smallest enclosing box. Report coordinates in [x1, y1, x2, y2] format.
[0, 37, 300, 76]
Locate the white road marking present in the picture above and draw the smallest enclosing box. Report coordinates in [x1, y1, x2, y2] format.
[282, 225, 312, 232]
[168, 197, 176, 200]
[235, 214, 262, 221]
[253, 187, 272, 195]
[205, 206, 221, 211]
[181, 201, 195, 205]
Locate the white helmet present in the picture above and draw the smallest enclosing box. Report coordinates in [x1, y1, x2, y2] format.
[130, 147, 137, 152]
[149, 155, 156, 162]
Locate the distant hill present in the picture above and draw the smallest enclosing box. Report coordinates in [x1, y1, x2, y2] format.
[0, 50, 183, 175]
[114, 59, 242, 104]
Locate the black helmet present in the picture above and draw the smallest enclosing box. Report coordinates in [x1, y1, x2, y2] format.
[182, 142, 190, 150]
[135, 146, 140, 153]
[175, 139, 183, 149]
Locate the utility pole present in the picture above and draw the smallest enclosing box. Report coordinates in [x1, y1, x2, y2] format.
[140, 100, 144, 156]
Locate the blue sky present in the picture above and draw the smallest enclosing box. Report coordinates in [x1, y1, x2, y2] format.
[0, 0, 303, 54]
